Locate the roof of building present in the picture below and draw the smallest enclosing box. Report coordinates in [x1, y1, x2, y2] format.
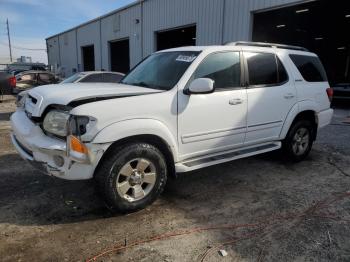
[46, 0, 144, 40]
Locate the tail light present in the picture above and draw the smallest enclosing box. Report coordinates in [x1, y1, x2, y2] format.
[326, 88, 333, 102]
[8, 76, 16, 88]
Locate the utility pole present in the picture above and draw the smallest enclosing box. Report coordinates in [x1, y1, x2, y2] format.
[6, 18, 13, 62]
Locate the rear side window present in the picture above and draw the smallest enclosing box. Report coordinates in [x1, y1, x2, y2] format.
[39, 73, 54, 83]
[289, 54, 327, 82]
[80, 74, 103, 83]
[245, 52, 288, 86]
[192, 51, 241, 90]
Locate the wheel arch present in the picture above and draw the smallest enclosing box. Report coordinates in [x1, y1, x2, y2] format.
[280, 102, 318, 141]
[92, 119, 177, 178]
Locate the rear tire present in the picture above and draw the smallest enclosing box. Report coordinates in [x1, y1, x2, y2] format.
[95, 142, 168, 213]
[282, 120, 314, 162]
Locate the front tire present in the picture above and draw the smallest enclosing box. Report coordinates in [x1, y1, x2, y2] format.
[283, 120, 314, 162]
[95, 142, 168, 213]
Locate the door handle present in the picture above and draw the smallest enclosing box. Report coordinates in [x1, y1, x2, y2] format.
[229, 98, 243, 105]
[284, 93, 295, 99]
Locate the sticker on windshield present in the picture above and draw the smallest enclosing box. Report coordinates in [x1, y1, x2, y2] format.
[176, 55, 197, 63]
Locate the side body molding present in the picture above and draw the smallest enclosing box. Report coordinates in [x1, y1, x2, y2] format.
[279, 100, 319, 139]
[92, 119, 178, 161]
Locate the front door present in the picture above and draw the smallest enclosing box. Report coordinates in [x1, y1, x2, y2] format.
[243, 51, 297, 145]
[178, 51, 247, 160]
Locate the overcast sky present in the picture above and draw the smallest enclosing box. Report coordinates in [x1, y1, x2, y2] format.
[0, 0, 135, 64]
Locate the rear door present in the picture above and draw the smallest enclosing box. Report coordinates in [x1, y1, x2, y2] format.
[243, 50, 297, 145]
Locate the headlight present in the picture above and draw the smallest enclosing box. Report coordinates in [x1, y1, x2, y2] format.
[43, 110, 70, 137]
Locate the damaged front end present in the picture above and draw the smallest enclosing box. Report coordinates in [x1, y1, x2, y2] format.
[11, 97, 109, 180]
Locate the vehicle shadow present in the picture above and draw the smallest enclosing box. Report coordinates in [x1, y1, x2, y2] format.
[0, 153, 114, 225]
[0, 149, 312, 227]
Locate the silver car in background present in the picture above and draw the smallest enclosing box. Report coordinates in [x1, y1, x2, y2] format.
[61, 71, 125, 84]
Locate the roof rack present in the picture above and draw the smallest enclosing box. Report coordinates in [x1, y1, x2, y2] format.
[225, 41, 308, 51]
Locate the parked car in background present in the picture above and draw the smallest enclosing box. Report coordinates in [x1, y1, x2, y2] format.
[60, 71, 125, 84]
[10, 71, 59, 94]
[332, 83, 350, 101]
[7, 63, 46, 76]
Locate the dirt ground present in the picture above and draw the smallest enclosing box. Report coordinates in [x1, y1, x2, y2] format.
[1, 95, 350, 262]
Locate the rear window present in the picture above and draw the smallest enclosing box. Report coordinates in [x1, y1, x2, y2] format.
[102, 73, 123, 83]
[80, 74, 103, 83]
[289, 54, 327, 82]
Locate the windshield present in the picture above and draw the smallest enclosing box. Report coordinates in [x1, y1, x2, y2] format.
[121, 51, 200, 90]
[61, 73, 85, 83]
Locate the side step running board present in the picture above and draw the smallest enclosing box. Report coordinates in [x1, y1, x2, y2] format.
[175, 142, 281, 173]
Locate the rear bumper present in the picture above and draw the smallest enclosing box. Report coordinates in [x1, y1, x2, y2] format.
[317, 108, 333, 129]
[10, 110, 110, 180]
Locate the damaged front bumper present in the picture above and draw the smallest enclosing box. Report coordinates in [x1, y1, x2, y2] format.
[10, 110, 110, 180]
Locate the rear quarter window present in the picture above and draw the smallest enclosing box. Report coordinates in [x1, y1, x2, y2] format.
[289, 54, 327, 82]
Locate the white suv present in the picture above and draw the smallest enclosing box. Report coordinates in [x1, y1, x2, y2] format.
[11, 42, 334, 212]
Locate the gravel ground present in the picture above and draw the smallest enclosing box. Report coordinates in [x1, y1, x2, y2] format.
[0, 95, 350, 262]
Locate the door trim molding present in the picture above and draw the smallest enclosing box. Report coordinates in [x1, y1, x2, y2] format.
[181, 126, 246, 144]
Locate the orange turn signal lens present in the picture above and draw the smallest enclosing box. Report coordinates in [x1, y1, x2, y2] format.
[69, 135, 88, 154]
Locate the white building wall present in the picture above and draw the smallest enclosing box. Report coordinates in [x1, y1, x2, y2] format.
[46, 0, 307, 76]
[46, 36, 60, 69]
[76, 20, 101, 71]
[101, 4, 142, 69]
[142, 0, 225, 57]
[58, 30, 77, 77]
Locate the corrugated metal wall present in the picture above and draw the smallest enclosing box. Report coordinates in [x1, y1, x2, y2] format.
[58, 30, 77, 77]
[76, 21, 101, 71]
[46, 36, 60, 69]
[142, 0, 225, 55]
[47, 0, 307, 76]
[101, 4, 142, 70]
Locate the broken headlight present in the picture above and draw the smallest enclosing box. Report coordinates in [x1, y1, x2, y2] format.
[68, 115, 96, 137]
[43, 110, 70, 137]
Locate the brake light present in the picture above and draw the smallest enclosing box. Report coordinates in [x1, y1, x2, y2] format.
[326, 88, 333, 102]
[8, 76, 16, 88]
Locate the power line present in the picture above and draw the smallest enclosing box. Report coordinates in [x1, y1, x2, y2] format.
[0, 42, 46, 51]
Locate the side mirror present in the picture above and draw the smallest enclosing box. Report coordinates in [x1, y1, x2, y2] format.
[185, 78, 214, 95]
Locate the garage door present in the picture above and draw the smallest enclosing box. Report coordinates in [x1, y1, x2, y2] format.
[110, 39, 130, 74]
[253, 0, 350, 85]
[156, 25, 196, 51]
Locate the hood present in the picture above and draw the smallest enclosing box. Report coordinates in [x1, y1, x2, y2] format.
[25, 83, 161, 117]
